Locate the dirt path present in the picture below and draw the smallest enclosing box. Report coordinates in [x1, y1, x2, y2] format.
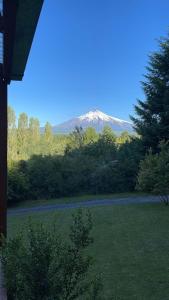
[8, 195, 160, 216]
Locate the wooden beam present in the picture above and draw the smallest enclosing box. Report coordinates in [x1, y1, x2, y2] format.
[0, 65, 7, 239]
[3, 0, 18, 83]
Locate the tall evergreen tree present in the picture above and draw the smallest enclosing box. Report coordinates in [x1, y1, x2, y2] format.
[131, 34, 169, 152]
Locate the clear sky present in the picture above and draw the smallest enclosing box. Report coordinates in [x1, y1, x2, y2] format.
[9, 0, 169, 126]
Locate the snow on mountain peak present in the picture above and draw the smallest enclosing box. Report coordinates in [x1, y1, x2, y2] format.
[78, 109, 130, 124]
[79, 110, 110, 121]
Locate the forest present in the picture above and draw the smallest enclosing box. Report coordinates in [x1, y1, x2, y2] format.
[8, 34, 169, 205]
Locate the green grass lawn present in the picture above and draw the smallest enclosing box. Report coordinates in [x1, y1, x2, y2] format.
[11, 192, 147, 209]
[8, 202, 169, 299]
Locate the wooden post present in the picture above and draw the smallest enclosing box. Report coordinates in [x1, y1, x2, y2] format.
[0, 65, 7, 239]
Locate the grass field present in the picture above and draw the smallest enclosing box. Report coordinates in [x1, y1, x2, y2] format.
[8, 201, 169, 299]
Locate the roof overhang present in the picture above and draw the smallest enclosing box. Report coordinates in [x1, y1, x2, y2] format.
[3, 0, 44, 83]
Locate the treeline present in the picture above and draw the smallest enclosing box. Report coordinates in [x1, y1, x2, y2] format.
[8, 120, 141, 204]
[8, 107, 69, 162]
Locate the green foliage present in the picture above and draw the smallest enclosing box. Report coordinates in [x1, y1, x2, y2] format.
[44, 122, 53, 144]
[116, 131, 131, 145]
[65, 126, 85, 153]
[8, 136, 142, 204]
[27, 155, 64, 199]
[84, 127, 99, 145]
[8, 106, 17, 162]
[131, 34, 169, 151]
[91, 161, 118, 194]
[70, 209, 93, 248]
[28, 118, 40, 154]
[17, 113, 29, 160]
[1, 210, 102, 300]
[116, 138, 144, 191]
[8, 162, 30, 205]
[96, 126, 117, 161]
[8, 108, 71, 163]
[137, 143, 169, 204]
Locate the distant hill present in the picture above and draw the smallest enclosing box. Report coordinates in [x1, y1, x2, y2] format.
[42, 110, 134, 134]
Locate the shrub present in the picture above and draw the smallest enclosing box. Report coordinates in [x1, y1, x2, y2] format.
[1, 209, 103, 300]
[8, 164, 30, 205]
[137, 143, 169, 205]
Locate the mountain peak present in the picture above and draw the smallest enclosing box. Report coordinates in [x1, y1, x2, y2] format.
[51, 109, 133, 134]
[79, 110, 110, 121]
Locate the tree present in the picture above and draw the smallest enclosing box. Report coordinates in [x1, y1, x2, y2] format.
[44, 122, 53, 143]
[131, 34, 169, 152]
[117, 131, 131, 145]
[84, 127, 98, 145]
[17, 113, 29, 160]
[43, 122, 53, 154]
[28, 117, 40, 155]
[44, 122, 53, 142]
[65, 127, 85, 153]
[116, 137, 144, 192]
[101, 126, 116, 143]
[29, 118, 40, 143]
[8, 106, 16, 129]
[137, 142, 169, 205]
[8, 106, 17, 162]
[96, 126, 117, 161]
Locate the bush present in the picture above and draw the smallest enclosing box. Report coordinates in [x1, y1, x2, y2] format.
[8, 163, 30, 205]
[137, 143, 169, 204]
[1, 209, 103, 300]
[27, 155, 64, 199]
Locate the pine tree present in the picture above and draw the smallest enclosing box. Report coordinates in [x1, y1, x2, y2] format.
[131, 34, 169, 152]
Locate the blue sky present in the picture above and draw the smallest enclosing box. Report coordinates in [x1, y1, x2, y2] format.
[9, 0, 169, 126]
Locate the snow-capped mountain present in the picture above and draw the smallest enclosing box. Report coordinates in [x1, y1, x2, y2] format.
[51, 110, 133, 134]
